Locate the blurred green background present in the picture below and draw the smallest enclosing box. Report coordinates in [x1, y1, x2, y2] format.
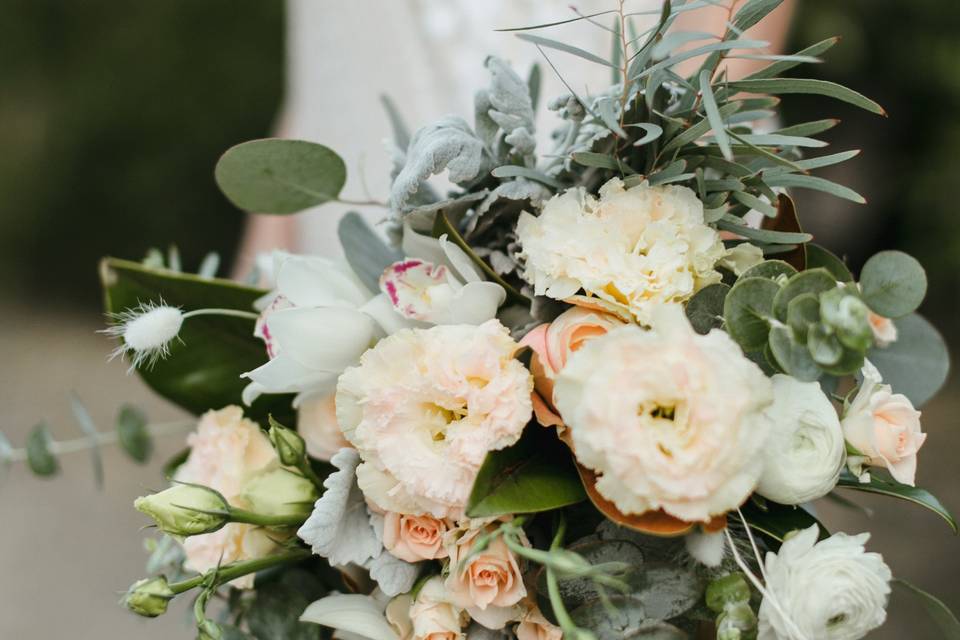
[0, 1, 956, 639]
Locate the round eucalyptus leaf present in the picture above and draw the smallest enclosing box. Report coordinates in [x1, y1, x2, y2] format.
[571, 595, 648, 640]
[867, 313, 950, 407]
[541, 539, 645, 609]
[768, 326, 820, 381]
[623, 622, 687, 639]
[772, 268, 836, 321]
[807, 324, 843, 366]
[630, 562, 703, 620]
[117, 405, 153, 464]
[723, 277, 780, 352]
[739, 259, 797, 282]
[806, 243, 853, 282]
[859, 250, 927, 318]
[686, 283, 729, 334]
[26, 423, 59, 477]
[214, 139, 347, 214]
[820, 346, 865, 377]
[786, 293, 820, 336]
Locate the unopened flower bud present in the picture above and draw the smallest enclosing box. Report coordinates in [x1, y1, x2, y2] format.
[717, 600, 757, 640]
[123, 576, 175, 618]
[268, 421, 306, 467]
[240, 468, 317, 519]
[134, 484, 230, 536]
[706, 573, 752, 613]
[820, 289, 872, 352]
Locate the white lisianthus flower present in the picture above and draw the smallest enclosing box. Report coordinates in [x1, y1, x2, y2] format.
[756, 375, 846, 505]
[336, 319, 533, 518]
[554, 305, 773, 522]
[759, 525, 892, 640]
[516, 178, 737, 324]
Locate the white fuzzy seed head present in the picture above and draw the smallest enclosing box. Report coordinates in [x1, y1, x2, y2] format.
[103, 302, 184, 370]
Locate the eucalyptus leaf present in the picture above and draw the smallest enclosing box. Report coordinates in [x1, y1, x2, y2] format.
[772, 268, 836, 321]
[516, 33, 615, 68]
[763, 173, 866, 204]
[597, 97, 627, 138]
[69, 393, 103, 489]
[466, 426, 585, 518]
[837, 471, 957, 534]
[726, 78, 886, 116]
[571, 152, 622, 170]
[338, 212, 402, 293]
[805, 243, 854, 282]
[630, 123, 664, 147]
[867, 313, 949, 407]
[859, 250, 927, 318]
[773, 118, 840, 137]
[733, 0, 786, 30]
[743, 37, 839, 80]
[699, 71, 732, 160]
[686, 283, 729, 334]
[739, 260, 796, 281]
[717, 216, 812, 245]
[26, 422, 58, 477]
[491, 165, 563, 189]
[117, 405, 152, 464]
[723, 277, 779, 351]
[661, 102, 741, 154]
[215, 139, 347, 215]
[763, 149, 860, 175]
[768, 325, 820, 381]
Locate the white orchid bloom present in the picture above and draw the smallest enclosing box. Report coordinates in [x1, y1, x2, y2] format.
[383, 225, 506, 325]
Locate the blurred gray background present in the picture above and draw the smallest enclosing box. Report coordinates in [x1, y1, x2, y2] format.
[0, 1, 957, 638]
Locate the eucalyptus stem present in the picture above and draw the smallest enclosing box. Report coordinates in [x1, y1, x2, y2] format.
[168, 549, 312, 595]
[4, 419, 194, 464]
[227, 507, 308, 529]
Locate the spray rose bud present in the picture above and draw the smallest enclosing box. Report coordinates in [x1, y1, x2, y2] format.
[820, 289, 873, 352]
[134, 484, 230, 536]
[123, 576, 175, 618]
[240, 468, 317, 519]
[268, 420, 307, 467]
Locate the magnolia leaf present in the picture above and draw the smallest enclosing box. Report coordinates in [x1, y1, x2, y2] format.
[26, 422, 58, 477]
[837, 471, 957, 534]
[759, 194, 807, 270]
[739, 499, 828, 549]
[297, 449, 382, 566]
[391, 117, 485, 212]
[117, 405, 152, 464]
[893, 580, 960, 639]
[686, 283, 729, 334]
[338, 212, 402, 293]
[466, 426, 585, 518]
[723, 277, 780, 351]
[867, 313, 949, 407]
[246, 569, 326, 640]
[215, 139, 347, 214]
[859, 250, 927, 318]
[300, 594, 397, 640]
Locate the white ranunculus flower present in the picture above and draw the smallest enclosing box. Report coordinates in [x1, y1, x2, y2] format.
[516, 178, 737, 324]
[759, 525, 891, 640]
[756, 375, 846, 505]
[553, 304, 773, 522]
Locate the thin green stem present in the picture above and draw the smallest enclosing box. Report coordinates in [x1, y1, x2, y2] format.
[168, 549, 312, 595]
[182, 308, 259, 321]
[228, 508, 308, 529]
[336, 197, 387, 207]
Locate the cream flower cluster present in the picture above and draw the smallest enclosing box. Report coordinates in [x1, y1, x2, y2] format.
[516, 178, 729, 324]
[554, 305, 774, 522]
[336, 319, 533, 518]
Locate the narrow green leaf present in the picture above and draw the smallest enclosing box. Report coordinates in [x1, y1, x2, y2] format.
[633, 40, 770, 81]
[610, 18, 622, 85]
[838, 471, 957, 534]
[117, 405, 153, 464]
[743, 37, 840, 81]
[652, 31, 716, 59]
[646, 160, 691, 186]
[732, 191, 777, 217]
[699, 71, 732, 160]
[728, 53, 821, 64]
[338, 212, 402, 293]
[491, 165, 563, 189]
[379, 94, 411, 151]
[733, 0, 786, 31]
[496, 10, 618, 32]
[727, 130, 806, 172]
[704, 178, 745, 192]
[762, 149, 860, 175]
[466, 427, 586, 518]
[69, 393, 104, 488]
[527, 63, 542, 112]
[774, 119, 840, 137]
[726, 78, 886, 116]
[571, 151, 621, 170]
[867, 313, 949, 408]
[515, 33, 614, 68]
[859, 250, 927, 318]
[662, 102, 742, 154]
[763, 173, 866, 203]
[630, 123, 663, 147]
[717, 215, 812, 244]
[26, 423, 58, 477]
[215, 139, 347, 215]
[893, 580, 960, 639]
[721, 133, 828, 148]
[596, 97, 627, 138]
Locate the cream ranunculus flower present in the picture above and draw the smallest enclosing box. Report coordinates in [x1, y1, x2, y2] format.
[758, 525, 892, 640]
[296, 392, 351, 461]
[410, 576, 467, 640]
[756, 375, 846, 505]
[842, 361, 926, 485]
[383, 512, 450, 562]
[445, 525, 527, 629]
[336, 319, 533, 518]
[516, 178, 730, 324]
[554, 305, 773, 522]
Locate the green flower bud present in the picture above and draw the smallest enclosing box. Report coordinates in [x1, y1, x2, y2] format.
[134, 484, 230, 536]
[820, 289, 872, 352]
[706, 573, 752, 612]
[268, 421, 307, 467]
[717, 601, 758, 640]
[123, 576, 175, 618]
[240, 468, 317, 519]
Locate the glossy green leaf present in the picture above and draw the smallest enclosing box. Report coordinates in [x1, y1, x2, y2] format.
[893, 580, 960, 639]
[859, 250, 928, 318]
[100, 257, 295, 424]
[515, 33, 614, 68]
[26, 423, 58, 477]
[739, 500, 828, 549]
[763, 173, 866, 204]
[837, 471, 957, 534]
[726, 78, 886, 116]
[686, 283, 730, 334]
[806, 243, 854, 282]
[338, 212, 402, 293]
[117, 405, 152, 464]
[466, 426, 586, 518]
[700, 71, 732, 160]
[215, 139, 346, 214]
[723, 277, 779, 351]
[867, 313, 950, 407]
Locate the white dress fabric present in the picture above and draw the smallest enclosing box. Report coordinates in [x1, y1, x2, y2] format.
[283, 0, 657, 255]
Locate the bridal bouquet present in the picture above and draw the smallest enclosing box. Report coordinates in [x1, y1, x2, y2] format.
[6, 1, 957, 639]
